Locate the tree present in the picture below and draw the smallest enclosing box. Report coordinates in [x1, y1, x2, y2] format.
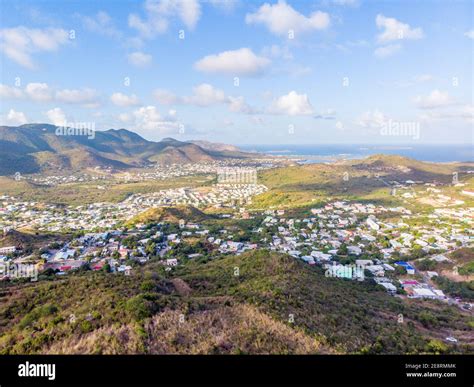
[337, 243, 348, 255]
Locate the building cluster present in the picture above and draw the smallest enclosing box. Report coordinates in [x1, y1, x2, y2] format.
[0, 182, 267, 231]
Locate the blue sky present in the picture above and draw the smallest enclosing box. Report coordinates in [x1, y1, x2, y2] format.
[0, 0, 472, 145]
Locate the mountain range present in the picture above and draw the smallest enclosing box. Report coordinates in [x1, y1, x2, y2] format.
[0, 124, 252, 175]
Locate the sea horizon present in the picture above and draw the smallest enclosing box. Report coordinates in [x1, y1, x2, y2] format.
[239, 143, 474, 163]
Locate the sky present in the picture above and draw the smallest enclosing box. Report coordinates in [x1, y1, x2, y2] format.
[0, 0, 473, 145]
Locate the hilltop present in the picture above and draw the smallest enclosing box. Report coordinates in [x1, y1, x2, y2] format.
[188, 140, 241, 153]
[125, 205, 214, 226]
[0, 250, 471, 354]
[252, 154, 473, 209]
[0, 124, 251, 175]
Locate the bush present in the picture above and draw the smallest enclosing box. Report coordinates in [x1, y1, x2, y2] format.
[79, 320, 93, 334]
[418, 311, 438, 328]
[459, 262, 474, 276]
[417, 259, 437, 271]
[140, 280, 156, 292]
[125, 295, 154, 321]
[18, 304, 58, 329]
[426, 339, 448, 354]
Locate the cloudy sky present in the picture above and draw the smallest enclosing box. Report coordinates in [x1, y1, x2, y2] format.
[0, 0, 472, 144]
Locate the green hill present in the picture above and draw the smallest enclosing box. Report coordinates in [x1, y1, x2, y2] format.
[252, 155, 472, 209]
[0, 124, 251, 175]
[0, 250, 471, 354]
[126, 205, 214, 226]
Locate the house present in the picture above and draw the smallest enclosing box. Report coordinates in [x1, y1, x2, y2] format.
[366, 218, 380, 231]
[165, 258, 178, 267]
[355, 259, 373, 267]
[311, 251, 332, 261]
[394, 261, 415, 275]
[366, 265, 385, 276]
[301, 256, 316, 265]
[410, 288, 437, 299]
[348, 245, 362, 255]
[187, 253, 202, 259]
[379, 282, 397, 293]
[390, 240, 403, 249]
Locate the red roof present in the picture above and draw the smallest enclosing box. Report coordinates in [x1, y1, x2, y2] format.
[60, 266, 72, 271]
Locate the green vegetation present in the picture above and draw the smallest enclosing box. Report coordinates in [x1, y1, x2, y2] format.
[0, 175, 210, 206]
[125, 205, 214, 227]
[0, 124, 251, 175]
[433, 276, 474, 301]
[251, 155, 467, 210]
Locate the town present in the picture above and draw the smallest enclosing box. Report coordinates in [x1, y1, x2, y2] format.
[1, 185, 472, 321]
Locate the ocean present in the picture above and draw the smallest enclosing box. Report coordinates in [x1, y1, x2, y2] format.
[239, 144, 473, 163]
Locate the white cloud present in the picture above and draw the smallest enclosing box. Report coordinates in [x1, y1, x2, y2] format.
[267, 91, 314, 115]
[129, 0, 201, 39]
[128, 51, 152, 67]
[0, 27, 69, 68]
[0, 84, 23, 99]
[165, 109, 177, 121]
[110, 92, 140, 107]
[245, 0, 330, 36]
[133, 105, 181, 134]
[414, 90, 456, 109]
[133, 106, 161, 127]
[182, 83, 227, 106]
[374, 44, 401, 58]
[25, 82, 53, 102]
[154, 85, 225, 107]
[55, 88, 98, 104]
[357, 110, 387, 128]
[5, 109, 28, 125]
[228, 96, 258, 114]
[46, 107, 67, 126]
[464, 30, 474, 39]
[118, 113, 131, 122]
[194, 48, 270, 76]
[153, 84, 258, 114]
[80, 11, 121, 38]
[2, 82, 99, 106]
[375, 14, 423, 43]
[419, 105, 473, 123]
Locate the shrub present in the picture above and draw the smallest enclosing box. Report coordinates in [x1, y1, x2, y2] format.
[125, 295, 154, 321]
